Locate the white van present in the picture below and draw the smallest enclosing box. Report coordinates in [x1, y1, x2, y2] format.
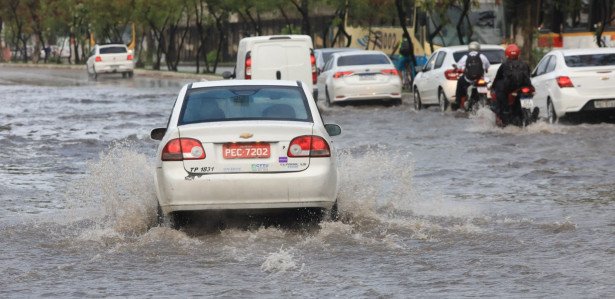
[226, 35, 317, 93]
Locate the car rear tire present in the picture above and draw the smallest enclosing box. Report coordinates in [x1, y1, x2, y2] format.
[413, 88, 423, 110]
[548, 99, 557, 124]
[438, 89, 448, 112]
[128, 71, 134, 78]
[325, 86, 333, 107]
[327, 200, 339, 221]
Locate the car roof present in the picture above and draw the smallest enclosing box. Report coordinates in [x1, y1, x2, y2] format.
[315, 48, 360, 54]
[440, 44, 505, 52]
[190, 80, 302, 90]
[552, 48, 615, 56]
[97, 44, 127, 48]
[240, 35, 311, 42]
[334, 50, 387, 57]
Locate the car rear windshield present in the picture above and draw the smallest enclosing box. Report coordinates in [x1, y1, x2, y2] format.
[179, 86, 312, 125]
[100, 46, 127, 54]
[453, 49, 504, 64]
[337, 54, 390, 66]
[564, 54, 615, 67]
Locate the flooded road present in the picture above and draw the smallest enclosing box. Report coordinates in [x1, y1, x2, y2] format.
[1, 65, 614, 297]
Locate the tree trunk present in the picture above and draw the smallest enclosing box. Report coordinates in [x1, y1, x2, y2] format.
[395, 0, 416, 65]
[456, 0, 471, 44]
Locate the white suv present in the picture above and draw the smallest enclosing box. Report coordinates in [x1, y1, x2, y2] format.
[86, 44, 134, 79]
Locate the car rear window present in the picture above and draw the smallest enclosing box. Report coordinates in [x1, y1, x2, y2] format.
[100, 46, 127, 54]
[179, 86, 312, 125]
[337, 54, 390, 66]
[453, 49, 504, 64]
[564, 54, 615, 67]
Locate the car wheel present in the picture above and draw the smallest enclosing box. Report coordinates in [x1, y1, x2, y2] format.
[326, 200, 339, 222]
[128, 71, 134, 78]
[413, 88, 423, 110]
[325, 86, 333, 107]
[122, 72, 127, 78]
[547, 98, 557, 124]
[438, 89, 448, 112]
[92, 70, 98, 80]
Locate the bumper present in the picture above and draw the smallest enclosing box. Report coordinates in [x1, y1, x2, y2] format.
[94, 62, 134, 74]
[552, 89, 615, 117]
[441, 80, 457, 100]
[155, 159, 338, 214]
[331, 83, 402, 102]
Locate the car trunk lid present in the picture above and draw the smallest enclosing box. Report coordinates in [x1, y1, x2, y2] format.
[178, 121, 313, 174]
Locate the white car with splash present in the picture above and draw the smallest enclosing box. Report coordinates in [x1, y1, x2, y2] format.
[151, 80, 341, 226]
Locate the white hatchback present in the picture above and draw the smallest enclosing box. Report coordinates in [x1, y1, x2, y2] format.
[316, 50, 402, 106]
[86, 44, 134, 79]
[531, 48, 615, 123]
[151, 80, 341, 225]
[412, 45, 504, 111]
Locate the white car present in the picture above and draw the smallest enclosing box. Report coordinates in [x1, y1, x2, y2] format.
[316, 50, 402, 106]
[313, 47, 361, 99]
[151, 80, 341, 226]
[412, 45, 505, 111]
[531, 48, 615, 123]
[86, 44, 134, 79]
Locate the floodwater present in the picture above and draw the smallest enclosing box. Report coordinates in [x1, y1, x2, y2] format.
[1, 65, 614, 297]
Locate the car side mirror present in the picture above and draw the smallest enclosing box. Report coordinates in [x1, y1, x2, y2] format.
[325, 124, 341, 136]
[222, 71, 234, 79]
[150, 128, 167, 140]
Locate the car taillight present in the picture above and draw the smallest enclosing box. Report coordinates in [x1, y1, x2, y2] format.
[310, 49, 317, 84]
[95, 56, 102, 62]
[162, 138, 205, 161]
[127, 54, 133, 60]
[245, 51, 252, 80]
[333, 71, 353, 79]
[381, 69, 398, 76]
[556, 76, 573, 88]
[444, 69, 461, 80]
[287, 136, 330, 157]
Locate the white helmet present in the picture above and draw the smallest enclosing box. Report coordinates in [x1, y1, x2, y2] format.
[468, 41, 481, 52]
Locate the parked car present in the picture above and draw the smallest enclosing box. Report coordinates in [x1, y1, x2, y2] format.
[412, 45, 505, 111]
[531, 48, 615, 123]
[313, 47, 361, 99]
[225, 35, 317, 95]
[316, 50, 402, 106]
[150, 80, 341, 226]
[86, 44, 134, 79]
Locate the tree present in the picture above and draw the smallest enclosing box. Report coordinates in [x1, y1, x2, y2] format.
[593, 0, 615, 47]
[504, 0, 541, 64]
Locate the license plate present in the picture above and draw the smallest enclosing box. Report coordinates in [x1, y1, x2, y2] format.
[594, 99, 615, 108]
[223, 143, 270, 159]
[477, 86, 488, 93]
[520, 98, 534, 109]
[359, 75, 375, 81]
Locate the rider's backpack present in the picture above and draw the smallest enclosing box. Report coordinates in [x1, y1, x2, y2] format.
[399, 39, 411, 56]
[504, 60, 528, 90]
[464, 52, 484, 80]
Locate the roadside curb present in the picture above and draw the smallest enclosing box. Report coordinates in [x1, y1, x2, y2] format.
[0, 62, 222, 81]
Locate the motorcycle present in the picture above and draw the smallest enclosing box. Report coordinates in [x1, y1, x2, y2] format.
[463, 77, 490, 113]
[494, 86, 539, 127]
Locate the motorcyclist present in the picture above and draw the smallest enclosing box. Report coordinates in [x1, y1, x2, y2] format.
[491, 44, 538, 125]
[452, 41, 490, 111]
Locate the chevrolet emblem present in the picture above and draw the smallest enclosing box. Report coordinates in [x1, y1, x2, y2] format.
[239, 133, 253, 139]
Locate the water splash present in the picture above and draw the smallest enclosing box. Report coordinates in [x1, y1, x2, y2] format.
[261, 246, 298, 273]
[65, 140, 158, 236]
